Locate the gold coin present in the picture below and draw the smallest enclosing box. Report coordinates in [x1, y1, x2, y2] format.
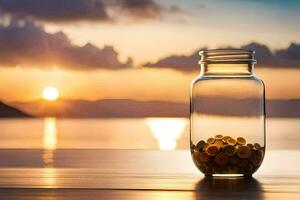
[206, 161, 214, 168]
[236, 146, 251, 159]
[207, 137, 215, 144]
[222, 144, 236, 156]
[191, 143, 196, 152]
[205, 165, 213, 174]
[248, 152, 259, 166]
[254, 149, 263, 161]
[206, 144, 219, 156]
[192, 151, 198, 157]
[215, 152, 229, 166]
[244, 163, 254, 173]
[196, 140, 206, 150]
[237, 137, 246, 145]
[246, 143, 254, 150]
[192, 151, 200, 161]
[254, 143, 261, 150]
[214, 140, 224, 149]
[259, 149, 265, 158]
[200, 163, 212, 174]
[222, 136, 231, 143]
[212, 164, 224, 174]
[227, 165, 239, 173]
[215, 134, 223, 140]
[198, 151, 210, 162]
[227, 138, 237, 146]
[229, 156, 239, 164]
[238, 159, 248, 167]
[194, 157, 202, 167]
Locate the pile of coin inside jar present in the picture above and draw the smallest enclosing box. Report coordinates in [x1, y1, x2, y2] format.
[191, 134, 264, 176]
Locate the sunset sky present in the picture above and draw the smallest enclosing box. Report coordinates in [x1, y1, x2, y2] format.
[0, 0, 299, 103]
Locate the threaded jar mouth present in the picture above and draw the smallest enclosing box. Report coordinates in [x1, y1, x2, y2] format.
[199, 49, 257, 64]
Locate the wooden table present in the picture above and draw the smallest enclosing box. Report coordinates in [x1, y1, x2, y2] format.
[0, 149, 299, 199]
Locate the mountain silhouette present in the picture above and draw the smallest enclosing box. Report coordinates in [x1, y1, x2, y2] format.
[12, 99, 187, 118]
[11, 98, 300, 118]
[0, 100, 31, 118]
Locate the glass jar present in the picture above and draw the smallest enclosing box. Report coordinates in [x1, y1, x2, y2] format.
[190, 49, 265, 177]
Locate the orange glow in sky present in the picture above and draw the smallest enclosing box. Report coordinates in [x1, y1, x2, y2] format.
[0, 67, 299, 103]
[0, 0, 298, 104]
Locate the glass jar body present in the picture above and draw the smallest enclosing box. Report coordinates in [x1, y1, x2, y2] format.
[190, 55, 265, 177]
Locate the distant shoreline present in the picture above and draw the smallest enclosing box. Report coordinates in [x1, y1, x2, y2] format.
[1, 98, 299, 119]
[0, 115, 299, 119]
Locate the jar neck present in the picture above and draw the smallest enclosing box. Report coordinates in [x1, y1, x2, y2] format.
[200, 63, 254, 76]
[199, 49, 256, 77]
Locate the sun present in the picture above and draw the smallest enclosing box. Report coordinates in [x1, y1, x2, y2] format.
[42, 87, 60, 101]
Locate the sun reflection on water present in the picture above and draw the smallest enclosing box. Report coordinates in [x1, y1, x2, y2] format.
[43, 117, 57, 167]
[146, 118, 187, 150]
[42, 167, 58, 186]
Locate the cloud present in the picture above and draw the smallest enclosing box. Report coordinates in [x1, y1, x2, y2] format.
[112, 0, 162, 19]
[0, 18, 132, 70]
[0, 0, 165, 22]
[169, 5, 183, 13]
[275, 43, 300, 66]
[0, 0, 108, 22]
[144, 42, 300, 72]
[243, 42, 300, 67]
[143, 50, 201, 72]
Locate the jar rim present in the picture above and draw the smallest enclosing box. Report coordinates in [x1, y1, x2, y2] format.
[199, 49, 257, 64]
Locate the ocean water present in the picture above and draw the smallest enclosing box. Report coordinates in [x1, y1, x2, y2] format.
[0, 118, 299, 198]
[0, 117, 299, 150]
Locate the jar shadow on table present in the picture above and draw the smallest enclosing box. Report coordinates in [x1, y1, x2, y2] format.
[195, 177, 263, 200]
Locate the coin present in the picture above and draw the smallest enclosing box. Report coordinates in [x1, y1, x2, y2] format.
[254, 149, 263, 162]
[237, 137, 246, 145]
[203, 144, 208, 151]
[222, 144, 236, 156]
[192, 150, 199, 157]
[237, 146, 251, 158]
[227, 165, 239, 173]
[214, 140, 224, 149]
[246, 143, 254, 150]
[248, 152, 259, 166]
[200, 163, 212, 174]
[193, 135, 264, 176]
[206, 144, 219, 156]
[238, 159, 248, 167]
[196, 140, 206, 150]
[198, 162, 205, 171]
[215, 134, 223, 140]
[199, 151, 210, 162]
[207, 137, 215, 144]
[192, 152, 200, 163]
[227, 138, 237, 146]
[212, 164, 224, 174]
[244, 163, 254, 173]
[215, 152, 229, 166]
[229, 156, 239, 164]
[191, 143, 196, 151]
[222, 136, 231, 143]
[254, 143, 261, 150]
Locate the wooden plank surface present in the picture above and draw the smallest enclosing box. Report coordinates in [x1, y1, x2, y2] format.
[0, 149, 299, 199]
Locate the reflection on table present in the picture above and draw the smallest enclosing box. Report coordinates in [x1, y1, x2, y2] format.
[196, 177, 263, 200]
